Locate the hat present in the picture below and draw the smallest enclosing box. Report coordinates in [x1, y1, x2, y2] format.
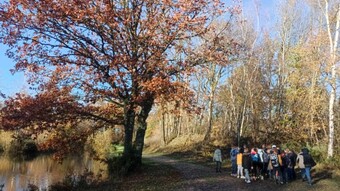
[272, 145, 277, 148]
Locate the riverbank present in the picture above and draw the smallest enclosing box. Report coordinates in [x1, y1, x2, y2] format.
[0, 153, 107, 191]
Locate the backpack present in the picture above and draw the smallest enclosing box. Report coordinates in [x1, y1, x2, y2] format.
[257, 149, 264, 163]
[251, 153, 259, 162]
[263, 152, 269, 163]
[303, 154, 316, 167]
[270, 153, 279, 167]
[230, 148, 238, 160]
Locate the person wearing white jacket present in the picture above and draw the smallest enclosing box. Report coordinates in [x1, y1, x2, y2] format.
[213, 146, 223, 173]
[296, 150, 306, 181]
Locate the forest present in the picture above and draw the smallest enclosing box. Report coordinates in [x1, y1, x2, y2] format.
[0, 0, 340, 190]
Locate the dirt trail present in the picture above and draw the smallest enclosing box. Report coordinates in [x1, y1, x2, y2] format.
[143, 154, 338, 191]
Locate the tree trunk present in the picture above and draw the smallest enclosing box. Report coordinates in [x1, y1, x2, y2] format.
[162, 108, 166, 145]
[323, 0, 340, 158]
[328, 66, 336, 158]
[133, 98, 154, 169]
[203, 91, 215, 143]
[236, 99, 247, 147]
[121, 106, 136, 173]
[177, 111, 182, 137]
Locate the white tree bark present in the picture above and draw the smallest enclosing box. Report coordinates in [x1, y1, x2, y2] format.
[322, 0, 340, 158]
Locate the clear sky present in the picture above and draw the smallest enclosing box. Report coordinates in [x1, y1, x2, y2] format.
[0, 44, 27, 98]
[0, 0, 276, 99]
[242, 0, 277, 31]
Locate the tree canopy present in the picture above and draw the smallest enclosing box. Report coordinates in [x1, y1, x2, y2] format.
[0, 0, 233, 171]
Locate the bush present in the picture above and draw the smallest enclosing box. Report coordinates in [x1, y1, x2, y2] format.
[23, 140, 38, 154]
[0, 144, 4, 152]
[107, 148, 138, 177]
[48, 169, 103, 191]
[107, 155, 128, 176]
[308, 144, 327, 162]
[8, 138, 38, 159]
[86, 129, 115, 160]
[324, 156, 340, 169]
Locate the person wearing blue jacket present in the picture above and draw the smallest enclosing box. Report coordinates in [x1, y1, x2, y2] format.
[230, 145, 239, 176]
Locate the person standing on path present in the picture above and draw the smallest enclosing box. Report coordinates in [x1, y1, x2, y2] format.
[280, 150, 289, 184]
[259, 146, 269, 180]
[213, 146, 223, 173]
[302, 148, 316, 186]
[296, 149, 306, 182]
[269, 145, 283, 184]
[236, 147, 244, 179]
[250, 148, 259, 181]
[230, 145, 238, 176]
[286, 148, 297, 181]
[242, 147, 252, 183]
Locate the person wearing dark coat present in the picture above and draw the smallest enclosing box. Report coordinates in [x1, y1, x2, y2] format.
[242, 148, 252, 183]
[286, 148, 297, 181]
[302, 148, 316, 186]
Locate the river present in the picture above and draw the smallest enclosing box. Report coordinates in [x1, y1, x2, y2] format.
[0, 153, 107, 191]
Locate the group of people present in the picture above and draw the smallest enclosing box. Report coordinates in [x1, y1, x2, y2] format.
[213, 144, 316, 186]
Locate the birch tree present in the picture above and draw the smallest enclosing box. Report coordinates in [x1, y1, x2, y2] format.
[319, 0, 340, 158]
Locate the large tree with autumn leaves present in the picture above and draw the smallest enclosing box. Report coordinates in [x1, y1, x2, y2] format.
[0, 0, 234, 171]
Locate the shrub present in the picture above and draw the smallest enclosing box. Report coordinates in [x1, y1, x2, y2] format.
[324, 156, 340, 169]
[107, 155, 128, 176]
[48, 169, 103, 191]
[23, 140, 38, 154]
[0, 144, 4, 152]
[8, 138, 38, 158]
[86, 129, 114, 160]
[308, 144, 327, 162]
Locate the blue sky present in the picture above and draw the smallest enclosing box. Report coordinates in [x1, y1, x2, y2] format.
[0, 44, 27, 98]
[0, 0, 276, 98]
[242, 0, 277, 31]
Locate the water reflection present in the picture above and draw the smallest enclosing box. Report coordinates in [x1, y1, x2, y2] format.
[0, 153, 107, 191]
